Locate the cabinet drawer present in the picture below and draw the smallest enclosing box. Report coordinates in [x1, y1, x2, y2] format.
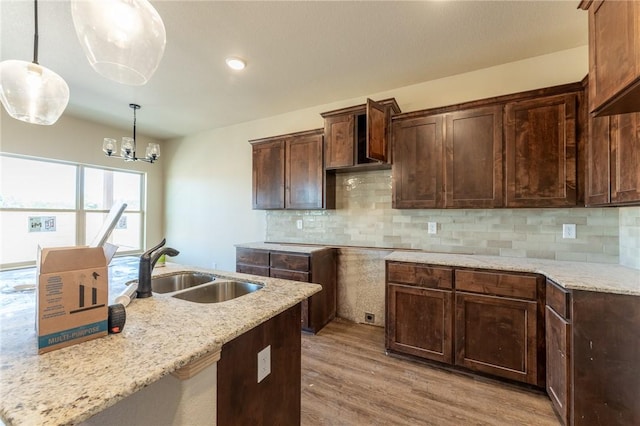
[236, 264, 270, 277]
[270, 252, 310, 272]
[236, 248, 269, 267]
[455, 270, 538, 300]
[387, 262, 453, 289]
[546, 279, 571, 320]
[270, 268, 310, 282]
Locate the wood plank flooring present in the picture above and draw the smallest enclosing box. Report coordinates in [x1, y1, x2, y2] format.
[301, 319, 560, 426]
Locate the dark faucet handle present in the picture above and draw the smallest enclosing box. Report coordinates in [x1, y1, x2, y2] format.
[142, 238, 166, 259]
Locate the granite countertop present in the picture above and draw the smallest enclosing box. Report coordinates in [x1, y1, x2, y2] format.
[0, 262, 321, 426]
[235, 241, 333, 254]
[386, 251, 640, 296]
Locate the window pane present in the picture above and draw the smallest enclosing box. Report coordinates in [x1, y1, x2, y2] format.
[84, 168, 141, 210]
[85, 212, 141, 252]
[0, 211, 76, 265]
[0, 156, 76, 208]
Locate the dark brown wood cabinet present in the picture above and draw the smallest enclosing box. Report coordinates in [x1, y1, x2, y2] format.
[580, 0, 640, 116]
[391, 114, 444, 208]
[236, 246, 336, 333]
[586, 111, 640, 206]
[250, 128, 334, 210]
[444, 106, 503, 208]
[545, 280, 571, 426]
[454, 269, 545, 387]
[322, 98, 400, 170]
[505, 93, 579, 207]
[386, 262, 453, 363]
[391, 105, 503, 209]
[385, 262, 545, 387]
[251, 138, 285, 209]
[217, 304, 301, 425]
[572, 290, 640, 426]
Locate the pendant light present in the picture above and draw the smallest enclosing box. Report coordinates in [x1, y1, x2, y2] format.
[0, 0, 69, 125]
[102, 103, 160, 164]
[71, 0, 166, 86]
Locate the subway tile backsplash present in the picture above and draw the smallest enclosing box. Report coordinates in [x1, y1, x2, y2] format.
[266, 170, 623, 264]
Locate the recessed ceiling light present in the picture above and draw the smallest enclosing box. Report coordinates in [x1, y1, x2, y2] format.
[225, 57, 246, 71]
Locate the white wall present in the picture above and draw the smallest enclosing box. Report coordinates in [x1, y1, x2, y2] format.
[0, 108, 165, 251]
[164, 46, 590, 271]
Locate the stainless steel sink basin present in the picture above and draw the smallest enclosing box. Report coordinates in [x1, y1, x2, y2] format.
[172, 281, 263, 303]
[151, 272, 216, 294]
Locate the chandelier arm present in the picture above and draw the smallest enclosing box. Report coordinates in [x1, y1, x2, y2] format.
[33, 0, 39, 64]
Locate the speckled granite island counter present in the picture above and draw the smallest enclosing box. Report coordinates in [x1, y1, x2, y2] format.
[0, 263, 321, 426]
[385, 251, 640, 295]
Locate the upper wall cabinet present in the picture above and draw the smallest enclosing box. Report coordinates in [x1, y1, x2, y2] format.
[321, 98, 400, 171]
[587, 111, 640, 206]
[580, 0, 640, 116]
[505, 93, 580, 208]
[250, 129, 335, 210]
[391, 106, 503, 209]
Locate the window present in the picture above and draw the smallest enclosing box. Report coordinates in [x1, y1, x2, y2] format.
[0, 154, 145, 269]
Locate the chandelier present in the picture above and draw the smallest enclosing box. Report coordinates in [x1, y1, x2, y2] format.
[102, 104, 160, 163]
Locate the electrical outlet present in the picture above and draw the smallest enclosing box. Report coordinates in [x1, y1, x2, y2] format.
[562, 223, 577, 239]
[427, 222, 437, 235]
[364, 313, 375, 324]
[257, 345, 271, 383]
[296, 219, 303, 230]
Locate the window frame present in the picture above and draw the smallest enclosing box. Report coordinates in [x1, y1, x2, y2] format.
[0, 153, 145, 269]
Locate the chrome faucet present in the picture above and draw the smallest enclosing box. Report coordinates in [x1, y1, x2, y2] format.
[137, 238, 180, 298]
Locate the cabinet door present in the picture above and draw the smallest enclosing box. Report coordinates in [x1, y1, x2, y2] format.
[505, 93, 578, 207]
[324, 114, 355, 168]
[444, 106, 503, 208]
[588, 0, 640, 116]
[252, 140, 285, 209]
[391, 115, 444, 208]
[455, 292, 539, 385]
[270, 268, 311, 330]
[286, 133, 324, 209]
[586, 115, 611, 205]
[546, 305, 571, 426]
[366, 98, 389, 162]
[611, 112, 640, 204]
[387, 283, 453, 364]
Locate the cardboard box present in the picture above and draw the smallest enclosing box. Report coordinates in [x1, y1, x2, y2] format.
[36, 246, 110, 354]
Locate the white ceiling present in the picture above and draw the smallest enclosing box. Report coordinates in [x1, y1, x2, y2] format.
[0, 1, 587, 140]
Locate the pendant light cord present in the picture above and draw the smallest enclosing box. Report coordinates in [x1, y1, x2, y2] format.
[33, 0, 39, 64]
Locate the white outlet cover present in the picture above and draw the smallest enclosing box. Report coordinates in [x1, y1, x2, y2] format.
[257, 345, 271, 383]
[296, 219, 303, 230]
[562, 224, 577, 239]
[427, 222, 437, 234]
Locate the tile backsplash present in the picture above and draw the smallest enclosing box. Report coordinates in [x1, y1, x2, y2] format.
[619, 206, 640, 269]
[266, 170, 622, 264]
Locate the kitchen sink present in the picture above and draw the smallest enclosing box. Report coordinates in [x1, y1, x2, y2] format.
[151, 272, 216, 294]
[172, 280, 263, 303]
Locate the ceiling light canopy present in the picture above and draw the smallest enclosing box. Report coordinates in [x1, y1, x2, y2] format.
[225, 57, 246, 71]
[0, 1, 69, 125]
[71, 0, 167, 86]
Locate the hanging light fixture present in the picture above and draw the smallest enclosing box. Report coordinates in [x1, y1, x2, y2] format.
[102, 104, 160, 163]
[71, 0, 166, 86]
[0, 0, 70, 125]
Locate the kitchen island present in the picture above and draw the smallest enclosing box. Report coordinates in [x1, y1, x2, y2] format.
[0, 261, 321, 426]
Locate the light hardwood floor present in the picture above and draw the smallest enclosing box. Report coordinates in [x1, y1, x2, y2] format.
[301, 319, 560, 426]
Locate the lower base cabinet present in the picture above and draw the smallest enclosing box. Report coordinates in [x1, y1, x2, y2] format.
[385, 261, 545, 387]
[217, 305, 301, 425]
[236, 246, 336, 333]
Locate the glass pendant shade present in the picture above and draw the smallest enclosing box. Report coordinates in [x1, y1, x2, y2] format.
[71, 0, 167, 86]
[0, 60, 70, 125]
